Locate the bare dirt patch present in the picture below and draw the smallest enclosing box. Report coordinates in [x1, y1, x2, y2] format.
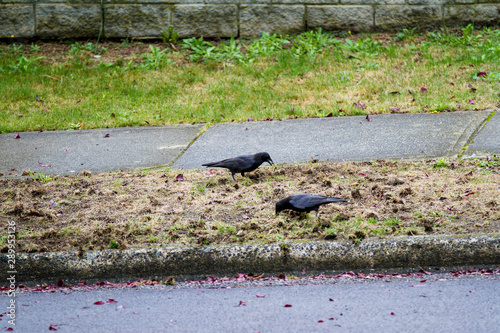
[0, 158, 499, 253]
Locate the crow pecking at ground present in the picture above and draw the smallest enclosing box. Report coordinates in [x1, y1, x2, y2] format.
[275, 193, 349, 217]
[202, 152, 274, 181]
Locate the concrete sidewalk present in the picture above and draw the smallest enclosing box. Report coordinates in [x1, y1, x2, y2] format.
[1, 110, 499, 283]
[0, 111, 498, 178]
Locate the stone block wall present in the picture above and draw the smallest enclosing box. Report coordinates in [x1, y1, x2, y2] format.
[1, 0, 499, 39]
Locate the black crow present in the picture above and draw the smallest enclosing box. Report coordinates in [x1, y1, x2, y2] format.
[275, 193, 349, 217]
[202, 152, 274, 181]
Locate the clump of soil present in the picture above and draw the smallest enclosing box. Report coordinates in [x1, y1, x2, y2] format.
[0, 158, 499, 253]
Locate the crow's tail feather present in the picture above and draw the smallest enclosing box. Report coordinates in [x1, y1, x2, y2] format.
[202, 162, 220, 167]
[327, 198, 349, 203]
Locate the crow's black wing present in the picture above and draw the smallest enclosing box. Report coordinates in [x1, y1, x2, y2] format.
[288, 194, 319, 209]
[202, 155, 255, 172]
[290, 194, 346, 209]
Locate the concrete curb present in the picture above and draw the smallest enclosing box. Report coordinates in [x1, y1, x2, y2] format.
[2, 234, 499, 284]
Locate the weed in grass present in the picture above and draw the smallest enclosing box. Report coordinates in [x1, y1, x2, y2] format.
[109, 240, 119, 249]
[29, 172, 52, 182]
[120, 38, 131, 47]
[342, 38, 383, 56]
[161, 26, 179, 44]
[217, 36, 245, 63]
[384, 218, 400, 227]
[289, 28, 339, 59]
[324, 228, 338, 240]
[30, 43, 41, 52]
[6, 54, 44, 73]
[394, 27, 418, 42]
[139, 45, 173, 70]
[475, 159, 499, 169]
[69, 42, 108, 55]
[433, 158, 449, 169]
[182, 37, 217, 62]
[246, 32, 290, 58]
[7, 43, 23, 55]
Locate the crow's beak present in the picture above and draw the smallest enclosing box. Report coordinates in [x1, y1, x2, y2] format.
[267, 158, 274, 165]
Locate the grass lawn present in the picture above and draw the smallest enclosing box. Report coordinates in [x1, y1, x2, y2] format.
[1, 158, 499, 252]
[1, 26, 500, 133]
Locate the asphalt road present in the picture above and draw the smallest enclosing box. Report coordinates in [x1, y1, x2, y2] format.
[3, 273, 499, 332]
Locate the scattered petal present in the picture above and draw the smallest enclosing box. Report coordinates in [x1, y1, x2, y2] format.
[469, 99, 475, 104]
[468, 84, 477, 91]
[6, 328, 13, 331]
[318, 320, 324, 323]
[450, 82, 455, 86]
[38, 162, 51, 167]
[465, 192, 475, 197]
[107, 298, 118, 304]
[420, 87, 427, 92]
[420, 279, 427, 283]
[49, 325, 58, 331]
[365, 115, 373, 122]
[209, 169, 216, 174]
[14, 133, 21, 139]
[284, 304, 292, 307]
[329, 318, 335, 320]
[36, 95, 43, 102]
[325, 112, 333, 117]
[329, 298, 339, 302]
[256, 294, 265, 298]
[389, 106, 400, 112]
[242, 214, 250, 219]
[94, 301, 105, 305]
[391, 312, 395, 315]
[235, 301, 246, 307]
[175, 174, 184, 182]
[247, 118, 254, 122]
[57, 279, 64, 287]
[104, 133, 110, 138]
[477, 72, 487, 77]
[353, 102, 367, 109]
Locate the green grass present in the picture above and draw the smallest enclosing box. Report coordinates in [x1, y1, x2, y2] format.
[2, 25, 500, 133]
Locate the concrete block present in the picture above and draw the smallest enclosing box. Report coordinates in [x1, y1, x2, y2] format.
[444, 4, 500, 26]
[36, 4, 101, 38]
[307, 5, 374, 32]
[343, 0, 405, 4]
[0, 4, 34, 37]
[104, 5, 171, 37]
[172, 5, 238, 38]
[375, 5, 443, 30]
[240, 5, 305, 37]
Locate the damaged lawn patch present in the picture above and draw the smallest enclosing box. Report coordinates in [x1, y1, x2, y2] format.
[0, 158, 499, 253]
